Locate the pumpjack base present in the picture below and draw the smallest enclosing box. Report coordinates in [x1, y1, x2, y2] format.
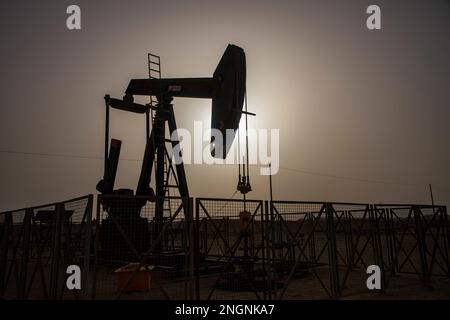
[99, 216, 150, 262]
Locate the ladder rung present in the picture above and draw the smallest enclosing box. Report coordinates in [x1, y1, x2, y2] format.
[149, 68, 161, 73]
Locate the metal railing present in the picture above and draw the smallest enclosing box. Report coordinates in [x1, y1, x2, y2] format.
[0, 195, 93, 299]
[266, 201, 450, 299]
[1, 195, 448, 300]
[92, 194, 193, 300]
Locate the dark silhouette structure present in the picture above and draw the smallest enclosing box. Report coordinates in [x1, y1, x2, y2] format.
[96, 45, 246, 260]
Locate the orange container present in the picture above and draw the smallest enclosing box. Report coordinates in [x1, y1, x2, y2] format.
[114, 263, 152, 292]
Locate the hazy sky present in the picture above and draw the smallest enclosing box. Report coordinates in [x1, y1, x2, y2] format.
[1, 0, 449, 211]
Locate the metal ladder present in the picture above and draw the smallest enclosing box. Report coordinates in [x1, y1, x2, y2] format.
[148, 53, 177, 218]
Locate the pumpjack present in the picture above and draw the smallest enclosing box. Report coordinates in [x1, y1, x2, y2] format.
[96, 45, 246, 263]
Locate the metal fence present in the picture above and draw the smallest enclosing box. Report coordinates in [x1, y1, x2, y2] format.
[1, 195, 449, 300]
[92, 195, 194, 300]
[373, 205, 450, 280]
[266, 201, 450, 299]
[0, 195, 93, 299]
[195, 198, 265, 300]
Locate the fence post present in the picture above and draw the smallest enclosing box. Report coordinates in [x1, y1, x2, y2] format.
[413, 206, 430, 285]
[18, 209, 32, 299]
[264, 200, 272, 300]
[50, 203, 63, 299]
[308, 212, 317, 263]
[384, 207, 397, 278]
[187, 197, 195, 300]
[0, 212, 13, 296]
[370, 205, 386, 292]
[260, 201, 266, 300]
[326, 203, 340, 298]
[82, 195, 93, 299]
[343, 210, 352, 268]
[269, 200, 277, 299]
[91, 195, 101, 300]
[194, 198, 200, 300]
[442, 206, 450, 276]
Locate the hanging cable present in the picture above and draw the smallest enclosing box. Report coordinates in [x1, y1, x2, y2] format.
[244, 90, 250, 186]
[237, 118, 241, 181]
[236, 89, 252, 197]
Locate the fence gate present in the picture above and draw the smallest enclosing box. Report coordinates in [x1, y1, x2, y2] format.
[0, 195, 93, 299]
[195, 198, 266, 300]
[267, 202, 450, 299]
[268, 202, 389, 299]
[374, 205, 450, 282]
[266, 201, 341, 299]
[93, 195, 194, 300]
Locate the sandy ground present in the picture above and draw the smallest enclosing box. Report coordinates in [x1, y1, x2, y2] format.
[91, 266, 450, 300]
